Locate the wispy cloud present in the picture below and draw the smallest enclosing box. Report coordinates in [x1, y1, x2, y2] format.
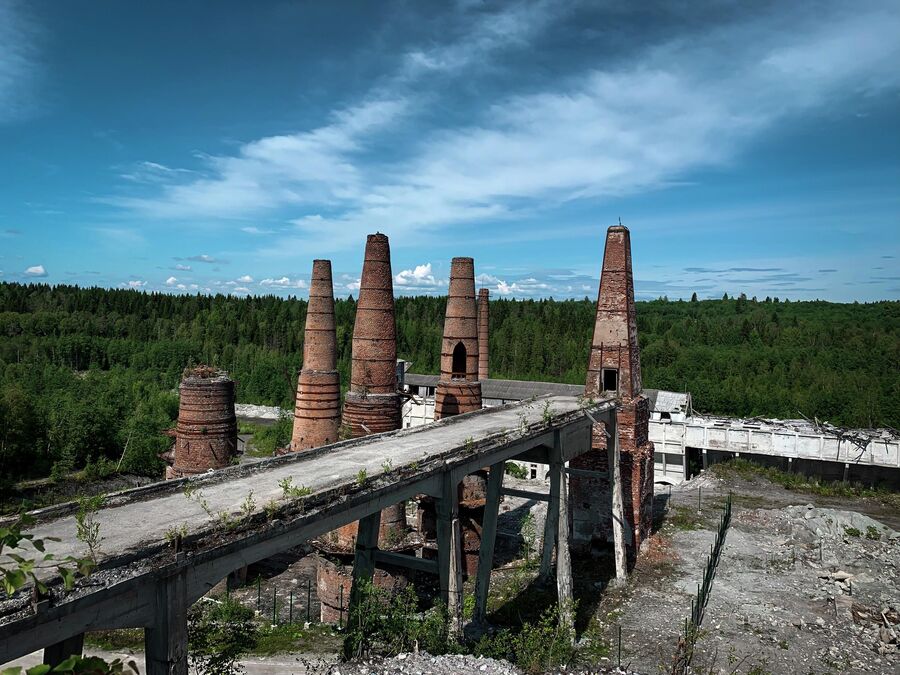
[107, 1, 900, 263]
[259, 276, 307, 289]
[0, 1, 41, 123]
[185, 254, 227, 264]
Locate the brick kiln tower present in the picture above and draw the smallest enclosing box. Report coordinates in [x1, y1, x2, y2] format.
[570, 224, 654, 559]
[477, 287, 490, 381]
[166, 367, 237, 479]
[290, 260, 341, 452]
[342, 233, 402, 436]
[435, 257, 482, 419]
[317, 234, 409, 623]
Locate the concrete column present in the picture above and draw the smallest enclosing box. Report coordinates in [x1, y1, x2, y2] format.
[145, 572, 188, 675]
[226, 565, 248, 591]
[436, 474, 463, 638]
[346, 510, 381, 646]
[473, 462, 504, 624]
[609, 418, 627, 583]
[555, 453, 575, 643]
[539, 450, 562, 583]
[43, 633, 84, 667]
[702, 448, 708, 471]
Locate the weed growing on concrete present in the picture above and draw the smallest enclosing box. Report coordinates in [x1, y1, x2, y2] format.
[263, 499, 279, 521]
[541, 400, 555, 425]
[381, 458, 393, 474]
[464, 437, 475, 453]
[865, 525, 881, 540]
[356, 468, 367, 486]
[75, 494, 105, 564]
[164, 523, 187, 545]
[520, 512, 538, 569]
[844, 526, 861, 537]
[278, 476, 312, 499]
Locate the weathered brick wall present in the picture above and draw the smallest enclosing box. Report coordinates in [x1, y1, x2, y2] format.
[436, 257, 482, 419]
[169, 370, 236, 478]
[291, 259, 341, 451]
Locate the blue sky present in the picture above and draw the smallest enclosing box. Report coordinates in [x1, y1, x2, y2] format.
[1, 0, 898, 301]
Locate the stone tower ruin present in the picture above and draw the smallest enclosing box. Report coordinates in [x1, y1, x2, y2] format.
[435, 257, 482, 419]
[477, 287, 490, 381]
[166, 366, 237, 479]
[569, 224, 654, 559]
[290, 259, 341, 452]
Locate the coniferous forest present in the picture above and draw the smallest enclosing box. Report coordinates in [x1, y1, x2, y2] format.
[0, 282, 897, 484]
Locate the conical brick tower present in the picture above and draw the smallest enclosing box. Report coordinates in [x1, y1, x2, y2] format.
[335, 233, 405, 546]
[477, 287, 490, 381]
[291, 260, 341, 452]
[435, 257, 482, 419]
[570, 224, 654, 560]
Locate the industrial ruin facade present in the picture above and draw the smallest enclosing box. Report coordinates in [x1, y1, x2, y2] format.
[570, 224, 654, 557]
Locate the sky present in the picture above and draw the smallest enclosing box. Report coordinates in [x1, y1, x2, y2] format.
[0, 0, 898, 302]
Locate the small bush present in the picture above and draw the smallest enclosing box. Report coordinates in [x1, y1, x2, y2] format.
[505, 462, 527, 480]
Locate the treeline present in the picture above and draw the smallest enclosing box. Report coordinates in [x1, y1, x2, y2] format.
[0, 282, 897, 483]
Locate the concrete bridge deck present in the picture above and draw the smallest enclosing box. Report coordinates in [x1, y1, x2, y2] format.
[1, 394, 616, 671]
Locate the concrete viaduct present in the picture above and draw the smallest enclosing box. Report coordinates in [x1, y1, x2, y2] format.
[0, 394, 621, 674]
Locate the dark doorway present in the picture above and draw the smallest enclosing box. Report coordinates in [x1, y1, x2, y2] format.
[601, 368, 618, 393]
[452, 342, 466, 378]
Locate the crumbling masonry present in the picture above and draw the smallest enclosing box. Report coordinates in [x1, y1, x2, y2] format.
[165, 367, 237, 479]
[569, 224, 654, 559]
[291, 260, 342, 452]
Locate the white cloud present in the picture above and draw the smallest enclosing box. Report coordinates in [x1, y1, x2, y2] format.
[237, 274, 254, 283]
[259, 276, 307, 289]
[187, 254, 223, 264]
[241, 226, 275, 235]
[232, 286, 251, 294]
[165, 276, 177, 285]
[125, 280, 146, 288]
[24, 264, 46, 277]
[394, 263, 444, 289]
[173, 263, 192, 271]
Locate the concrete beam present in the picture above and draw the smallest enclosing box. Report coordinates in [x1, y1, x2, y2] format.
[436, 473, 463, 639]
[43, 633, 83, 667]
[500, 487, 550, 502]
[373, 550, 438, 575]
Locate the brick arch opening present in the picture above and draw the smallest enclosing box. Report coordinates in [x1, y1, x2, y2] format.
[451, 342, 466, 378]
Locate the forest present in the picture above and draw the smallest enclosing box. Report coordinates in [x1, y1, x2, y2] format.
[0, 282, 897, 485]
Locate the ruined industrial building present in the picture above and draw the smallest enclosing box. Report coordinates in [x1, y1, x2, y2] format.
[2, 225, 898, 675]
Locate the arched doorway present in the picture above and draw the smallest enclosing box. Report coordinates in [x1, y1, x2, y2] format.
[451, 342, 466, 378]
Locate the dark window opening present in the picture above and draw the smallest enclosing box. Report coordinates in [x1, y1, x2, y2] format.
[660, 412, 672, 421]
[452, 342, 466, 378]
[602, 368, 618, 392]
[530, 467, 537, 479]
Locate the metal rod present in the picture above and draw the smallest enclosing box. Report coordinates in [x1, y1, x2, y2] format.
[289, 591, 293, 624]
[339, 584, 344, 629]
[307, 578, 312, 623]
[617, 625, 622, 668]
[257, 575, 261, 610]
[272, 586, 277, 625]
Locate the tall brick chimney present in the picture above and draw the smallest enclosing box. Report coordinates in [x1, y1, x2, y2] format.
[167, 367, 237, 479]
[435, 257, 482, 419]
[342, 233, 402, 436]
[477, 287, 489, 381]
[570, 224, 654, 559]
[335, 232, 405, 547]
[291, 260, 341, 452]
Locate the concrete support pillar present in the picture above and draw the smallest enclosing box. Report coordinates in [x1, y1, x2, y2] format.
[609, 419, 627, 583]
[843, 463, 850, 483]
[436, 473, 464, 639]
[43, 633, 84, 667]
[702, 448, 708, 471]
[539, 451, 562, 583]
[473, 462, 504, 624]
[226, 565, 248, 591]
[554, 443, 575, 642]
[145, 572, 188, 675]
[349, 511, 381, 606]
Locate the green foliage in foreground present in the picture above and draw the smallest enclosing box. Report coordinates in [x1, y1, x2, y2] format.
[709, 458, 900, 510]
[343, 579, 575, 673]
[1, 657, 138, 674]
[0, 282, 897, 486]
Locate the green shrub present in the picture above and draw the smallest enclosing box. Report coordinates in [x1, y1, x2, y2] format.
[188, 596, 258, 675]
[505, 462, 527, 480]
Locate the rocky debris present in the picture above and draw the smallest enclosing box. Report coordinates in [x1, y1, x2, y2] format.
[323, 653, 522, 675]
